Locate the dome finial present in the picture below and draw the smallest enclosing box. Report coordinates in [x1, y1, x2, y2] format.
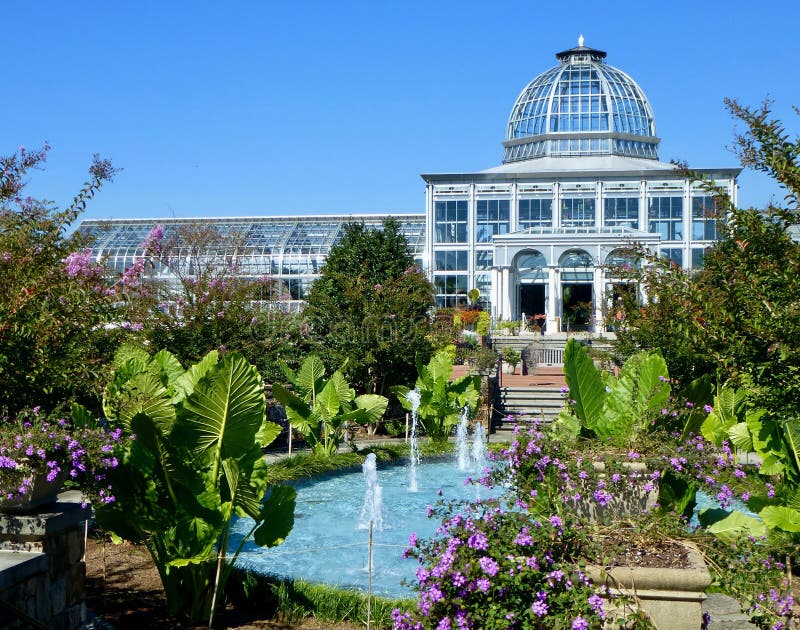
[578, 34, 584, 47]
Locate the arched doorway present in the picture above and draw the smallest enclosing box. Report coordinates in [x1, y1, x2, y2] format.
[514, 250, 548, 322]
[559, 249, 594, 331]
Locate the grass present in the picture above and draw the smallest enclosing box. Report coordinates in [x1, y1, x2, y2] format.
[228, 570, 414, 629]
[265, 440, 456, 484]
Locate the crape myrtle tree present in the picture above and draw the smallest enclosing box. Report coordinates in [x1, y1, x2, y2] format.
[0, 145, 118, 414]
[117, 223, 319, 386]
[304, 218, 435, 397]
[613, 99, 800, 422]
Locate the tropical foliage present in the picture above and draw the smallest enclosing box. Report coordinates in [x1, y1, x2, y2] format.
[392, 351, 481, 443]
[273, 354, 388, 456]
[554, 339, 671, 444]
[89, 345, 295, 623]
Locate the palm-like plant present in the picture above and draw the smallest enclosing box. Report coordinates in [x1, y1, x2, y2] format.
[272, 354, 388, 456]
[392, 350, 481, 443]
[87, 345, 295, 624]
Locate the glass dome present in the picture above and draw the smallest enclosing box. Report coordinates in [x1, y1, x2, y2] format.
[503, 38, 658, 163]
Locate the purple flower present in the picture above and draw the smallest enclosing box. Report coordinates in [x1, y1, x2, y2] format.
[475, 578, 490, 592]
[571, 616, 589, 630]
[479, 556, 499, 576]
[531, 600, 548, 617]
[704, 404, 714, 413]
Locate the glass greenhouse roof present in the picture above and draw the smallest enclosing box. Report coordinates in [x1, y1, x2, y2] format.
[503, 39, 658, 163]
[78, 215, 426, 301]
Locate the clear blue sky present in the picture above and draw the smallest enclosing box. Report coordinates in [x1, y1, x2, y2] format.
[2, 0, 797, 222]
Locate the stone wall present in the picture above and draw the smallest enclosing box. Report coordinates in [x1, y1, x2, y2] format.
[0, 491, 90, 629]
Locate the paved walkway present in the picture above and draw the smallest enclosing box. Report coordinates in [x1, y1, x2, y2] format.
[702, 593, 759, 629]
[451, 364, 567, 389]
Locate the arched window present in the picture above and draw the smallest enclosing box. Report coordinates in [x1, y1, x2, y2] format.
[515, 250, 548, 281]
[559, 249, 593, 282]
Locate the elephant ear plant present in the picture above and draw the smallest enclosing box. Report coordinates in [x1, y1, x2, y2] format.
[80, 344, 295, 625]
[554, 338, 671, 446]
[391, 350, 481, 443]
[272, 354, 388, 456]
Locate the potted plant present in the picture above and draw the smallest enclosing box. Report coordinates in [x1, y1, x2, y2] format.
[501, 346, 521, 374]
[0, 406, 125, 513]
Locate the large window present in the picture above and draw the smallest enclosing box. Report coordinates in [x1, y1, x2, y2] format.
[434, 274, 468, 307]
[519, 198, 553, 229]
[692, 196, 720, 240]
[648, 197, 683, 240]
[475, 250, 493, 270]
[604, 197, 639, 229]
[661, 247, 683, 267]
[691, 247, 710, 269]
[476, 199, 510, 243]
[434, 250, 468, 271]
[561, 198, 595, 228]
[434, 200, 468, 244]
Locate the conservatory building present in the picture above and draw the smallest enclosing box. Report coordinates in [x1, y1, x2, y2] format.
[79, 39, 739, 334]
[424, 38, 739, 332]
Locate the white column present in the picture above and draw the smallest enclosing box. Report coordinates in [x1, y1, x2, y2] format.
[500, 267, 512, 320]
[593, 266, 604, 334]
[547, 268, 558, 334]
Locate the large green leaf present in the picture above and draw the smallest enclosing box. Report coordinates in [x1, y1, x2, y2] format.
[273, 382, 314, 434]
[108, 371, 176, 435]
[699, 508, 767, 541]
[150, 349, 185, 388]
[562, 339, 606, 432]
[294, 354, 326, 401]
[172, 350, 218, 404]
[390, 385, 413, 411]
[355, 394, 389, 425]
[316, 377, 341, 421]
[256, 420, 282, 449]
[635, 352, 671, 413]
[113, 343, 151, 370]
[784, 420, 800, 482]
[253, 485, 296, 548]
[727, 422, 753, 451]
[178, 353, 265, 467]
[701, 384, 740, 446]
[760, 506, 800, 532]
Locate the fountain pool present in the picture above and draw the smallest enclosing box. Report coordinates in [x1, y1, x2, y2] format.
[229, 458, 488, 599]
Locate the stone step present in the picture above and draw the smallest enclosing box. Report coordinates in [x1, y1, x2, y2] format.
[496, 386, 564, 424]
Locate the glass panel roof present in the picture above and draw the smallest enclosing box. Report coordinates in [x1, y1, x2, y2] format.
[79, 216, 426, 280]
[504, 43, 657, 163]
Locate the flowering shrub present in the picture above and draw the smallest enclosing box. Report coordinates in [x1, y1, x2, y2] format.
[0, 407, 124, 507]
[395, 503, 635, 630]
[491, 422, 662, 521]
[0, 145, 119, 413]
[398, 414, 800, 629]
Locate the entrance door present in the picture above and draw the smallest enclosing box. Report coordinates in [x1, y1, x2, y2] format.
[561, 283, 593, 331]
[520, 285, 545, 319]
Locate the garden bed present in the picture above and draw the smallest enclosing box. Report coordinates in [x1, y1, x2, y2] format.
[85, 536, 364, 629]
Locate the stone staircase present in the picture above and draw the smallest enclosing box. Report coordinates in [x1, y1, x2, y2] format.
[496, 385, 564, 428]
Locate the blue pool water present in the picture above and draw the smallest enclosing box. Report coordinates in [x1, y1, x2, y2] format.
[229, 458, 488, 599]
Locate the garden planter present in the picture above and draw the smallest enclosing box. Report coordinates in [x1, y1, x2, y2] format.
[0, 467, 68, 514]
[585, 540, 711, 630]
[501, 361, 517, 375]
[572, 461, 659, 521]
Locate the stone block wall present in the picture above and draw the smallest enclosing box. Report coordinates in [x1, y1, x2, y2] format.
[0, 491, 90, 629]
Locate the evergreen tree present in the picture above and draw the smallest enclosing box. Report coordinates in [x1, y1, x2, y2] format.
[304, 218, 435, 396]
